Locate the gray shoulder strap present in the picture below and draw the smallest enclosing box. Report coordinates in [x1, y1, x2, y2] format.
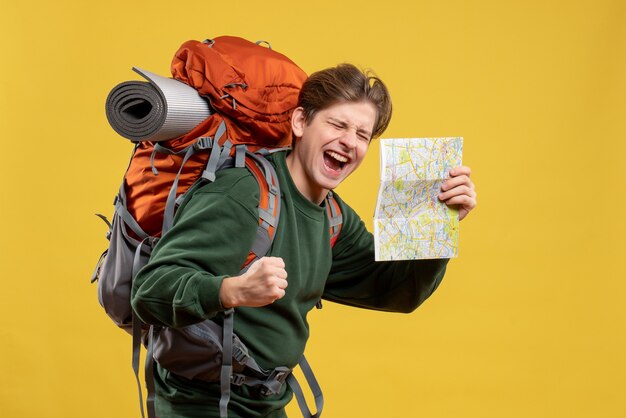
[241, 152, 282, 268]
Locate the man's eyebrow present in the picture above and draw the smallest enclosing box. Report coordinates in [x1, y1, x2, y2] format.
[327, 117, 347, 125]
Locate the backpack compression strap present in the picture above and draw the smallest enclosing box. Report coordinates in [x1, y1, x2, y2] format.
[287, 356, 324, 418]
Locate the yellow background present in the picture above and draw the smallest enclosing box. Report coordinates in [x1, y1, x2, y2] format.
[1, 0, 625, 417]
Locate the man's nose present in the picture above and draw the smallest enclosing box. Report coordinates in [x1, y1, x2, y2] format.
[338, 129, 358, 149]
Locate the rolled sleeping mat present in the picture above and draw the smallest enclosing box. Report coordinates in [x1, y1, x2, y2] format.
[105, 67, 212, 142]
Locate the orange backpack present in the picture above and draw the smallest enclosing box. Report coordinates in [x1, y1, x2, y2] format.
[124, 36, 307, 238]
[94, 36, 339, 418]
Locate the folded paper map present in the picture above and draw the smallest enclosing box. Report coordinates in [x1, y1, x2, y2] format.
[374, 137, 463, 260]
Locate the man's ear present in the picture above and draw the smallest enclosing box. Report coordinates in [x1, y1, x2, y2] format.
[291, 107, 306, 139]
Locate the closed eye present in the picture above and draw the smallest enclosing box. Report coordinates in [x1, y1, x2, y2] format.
[328, 118, 371, 142]
[328, 120, 347, 130]
[357, 131, 371, 142]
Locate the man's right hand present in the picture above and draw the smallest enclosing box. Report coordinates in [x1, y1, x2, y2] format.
[219, 257, 288, 308]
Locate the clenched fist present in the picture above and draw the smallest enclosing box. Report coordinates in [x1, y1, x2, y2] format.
[219, 257, 288, 308]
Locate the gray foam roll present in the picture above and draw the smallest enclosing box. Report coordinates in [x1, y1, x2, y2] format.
[105, 67, 212, 142]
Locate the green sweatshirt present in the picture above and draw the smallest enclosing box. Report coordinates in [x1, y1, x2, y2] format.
[131, 151, 448, 417]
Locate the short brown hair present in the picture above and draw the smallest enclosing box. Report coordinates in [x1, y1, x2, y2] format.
[297, 64, 392, 139]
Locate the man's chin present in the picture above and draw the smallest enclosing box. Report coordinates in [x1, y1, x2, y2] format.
[319, 176, 344, 192]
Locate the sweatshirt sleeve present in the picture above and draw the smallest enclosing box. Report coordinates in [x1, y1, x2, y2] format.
[323, 196, 449, 313]
[131, 172, 260, 328]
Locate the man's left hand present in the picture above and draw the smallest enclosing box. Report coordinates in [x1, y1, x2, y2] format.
[438, 166, 477, 221]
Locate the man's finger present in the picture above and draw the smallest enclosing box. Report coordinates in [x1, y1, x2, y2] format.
[441, 175, 471, 191]
[274, 288, 286, 301]
[449, 166, 472, 177]
[444, 195, 477, 210]
[265, 256, 285, 268]
[274, 268, 288, 280]
[439, 185, 475, 201]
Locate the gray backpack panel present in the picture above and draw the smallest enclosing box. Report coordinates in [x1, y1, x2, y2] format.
[97, 202, 153, 331]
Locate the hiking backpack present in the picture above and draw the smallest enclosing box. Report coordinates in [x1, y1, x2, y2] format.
[92, 36, 342, 418]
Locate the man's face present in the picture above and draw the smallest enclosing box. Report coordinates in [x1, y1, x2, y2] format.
[287, 100, 377, 203]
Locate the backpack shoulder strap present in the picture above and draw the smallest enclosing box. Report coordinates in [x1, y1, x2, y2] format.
[325, 191, 343, 248]
[218, 150, 281, 417]
[219, 152, 334, 418]
[238, 151, 281, 271]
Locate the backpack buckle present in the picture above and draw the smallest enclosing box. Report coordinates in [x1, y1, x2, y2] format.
[231, 373, 246, 386]
[145, 236, 160, 250]
[260, 367, 290, 396]
[195, 136, 214, 150]
[232, 346, 249, 365]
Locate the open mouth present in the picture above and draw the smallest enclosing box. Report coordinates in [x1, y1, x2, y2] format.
[323, 151, 349, 172]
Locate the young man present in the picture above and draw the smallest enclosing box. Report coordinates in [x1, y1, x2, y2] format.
[132, 64, 477, 417]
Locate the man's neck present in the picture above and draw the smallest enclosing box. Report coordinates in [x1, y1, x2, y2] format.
[285, 152, 327, 205]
